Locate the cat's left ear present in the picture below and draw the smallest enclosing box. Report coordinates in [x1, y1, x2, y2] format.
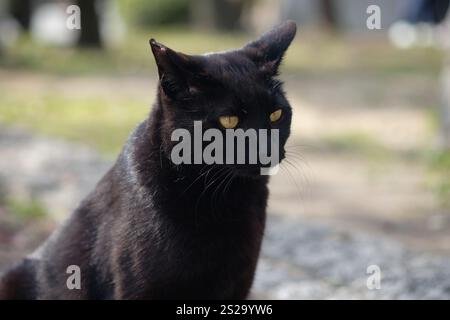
[243, 20, 297, 76]
[149, 39, 206, 100]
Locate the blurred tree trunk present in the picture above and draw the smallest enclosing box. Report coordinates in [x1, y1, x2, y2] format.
[0, 2, 6, 56]
[406, 0, 450, 149]
[76, 0, 102, 48]
[439, 6, 450, 150]
[319, 0, 338, 30]
[441, 58, 450, 150]
[9, 0, 32, 31]
[190, 0, 253, 31]
[213, 0, 246, 30]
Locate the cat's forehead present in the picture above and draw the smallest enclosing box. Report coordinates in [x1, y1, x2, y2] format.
[201, 51, 264, 84]
[204, 51, 253, 70]
[196, 54, 274, 112]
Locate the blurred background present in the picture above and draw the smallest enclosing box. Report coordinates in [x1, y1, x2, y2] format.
[1, 0, 450, 299]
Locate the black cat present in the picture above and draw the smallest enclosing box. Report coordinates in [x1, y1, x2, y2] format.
[0, 21, 296, 299]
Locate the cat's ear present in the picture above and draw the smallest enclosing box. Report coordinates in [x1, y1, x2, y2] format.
[243, 20, 297, 76]
[149, 39, 205, 100]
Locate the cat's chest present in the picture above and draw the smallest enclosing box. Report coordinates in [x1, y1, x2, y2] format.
[135, 205, 262, 261]
[118, 184, 267, 299]
[143, 216, 264, 298]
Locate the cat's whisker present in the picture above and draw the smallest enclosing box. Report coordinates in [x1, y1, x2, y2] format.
[285, 143, 317, 151]
[195, 166, 229, 214]
[211, 170, 230, 202]
[196, 167, 228, 218]
[180, 165, 217, 196]
[285, 150, 313, 173]
[223, 171, 236, 195]
[280, 160, 306, 201]
[283, 157, 311, 191]
[159, 144, 164, 169]
[203, 166, 226, 190]
[287, 152, 313, 184]
[210, 169, 234, 217]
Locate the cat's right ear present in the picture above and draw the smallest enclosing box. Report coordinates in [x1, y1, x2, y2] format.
[242, 20, 297, 76]
[149, 39, 204, 100]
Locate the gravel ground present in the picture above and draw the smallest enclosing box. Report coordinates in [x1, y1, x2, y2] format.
[254, 215, 450, 299]
[1, 126, 450, 299]
[0, 126, 110, 218]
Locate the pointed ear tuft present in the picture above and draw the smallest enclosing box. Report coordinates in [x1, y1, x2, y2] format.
[243, 20, 297, 75]
[149, 39, 169, 78]
[149, 39, 206, 100]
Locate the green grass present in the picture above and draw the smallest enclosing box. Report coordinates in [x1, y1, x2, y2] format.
[0, 92, 147, 154]
[5, 197, 47, 221]
[320, 131, 390, 160]
[426, 150, 450, 208]
[421, 107, 450, 209]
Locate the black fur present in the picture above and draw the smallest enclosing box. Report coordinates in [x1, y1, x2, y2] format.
[0, 21, 296, 299]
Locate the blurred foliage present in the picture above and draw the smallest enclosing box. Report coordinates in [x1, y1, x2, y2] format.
[0, 28, 443, 77]
[321, 131, 389, 159]
[0, 28, 248, 75]
[0, 92, 147, 154]
[5, 197, 47, 221]
[427, 150, 450, 209]
[120, 0, 190, 27]
[423, 107, 450, 209]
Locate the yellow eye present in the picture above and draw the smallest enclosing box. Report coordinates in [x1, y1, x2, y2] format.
[219, 116, 239, 129]
[270, 109, 283, 122]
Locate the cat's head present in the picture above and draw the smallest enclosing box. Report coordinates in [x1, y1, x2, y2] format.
[150, 21, 296, 177]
